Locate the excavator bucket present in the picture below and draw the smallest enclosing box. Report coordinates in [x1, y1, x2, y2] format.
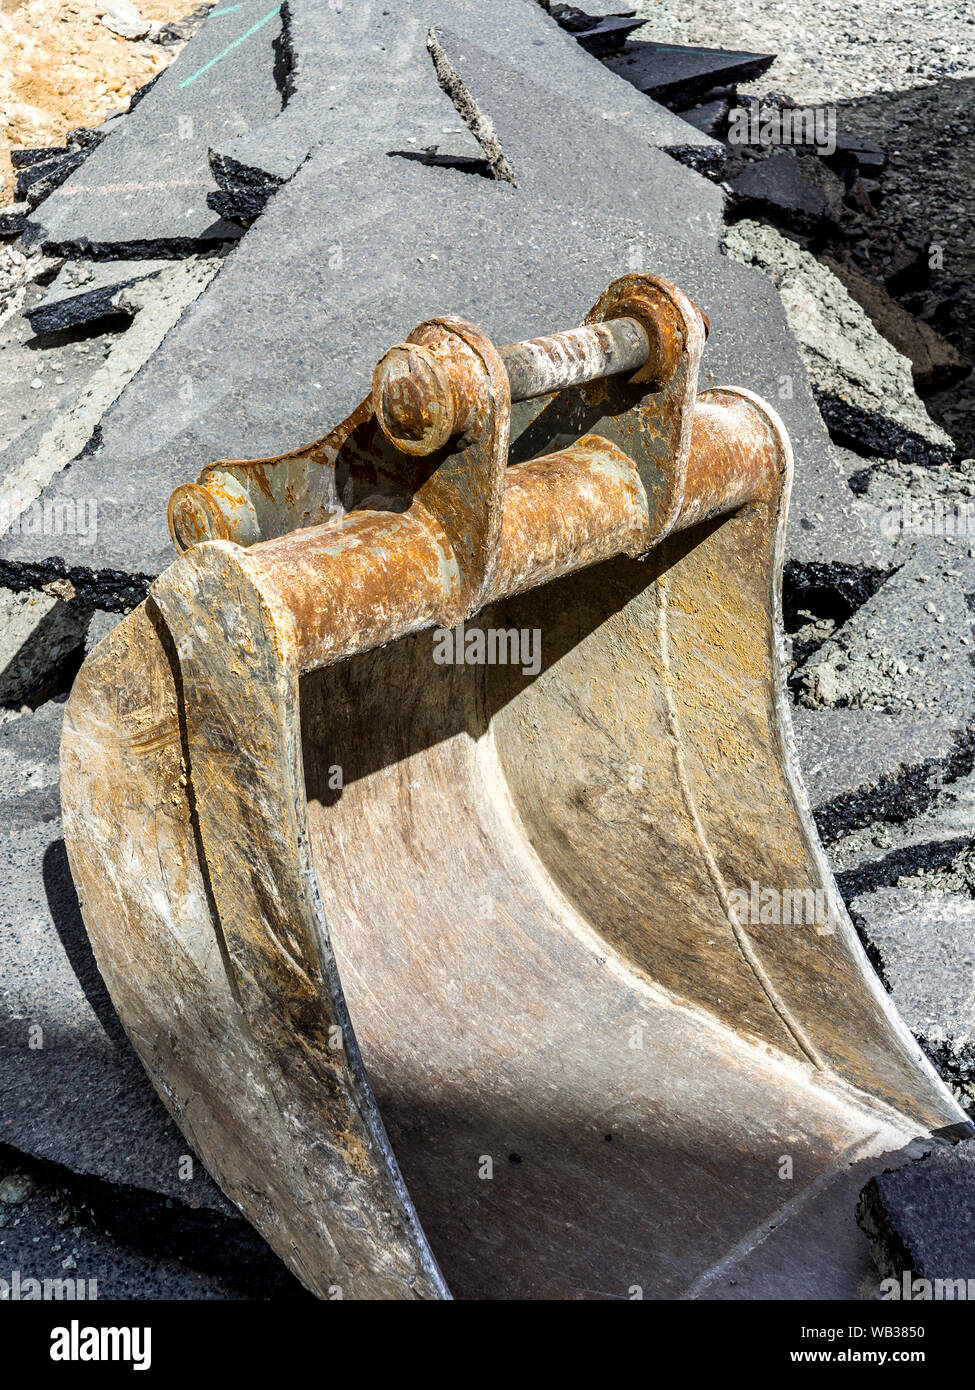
[61, 274, 968, 1300]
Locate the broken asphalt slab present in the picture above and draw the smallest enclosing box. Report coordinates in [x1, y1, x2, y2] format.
[542, 6, 643, 56]
[603, 38, 775, 109]
[0, 25, 877, 590]
[542, 0, 636, 16]
[15, 149, 89, 212]
[678, 95, 731, 140]
[857, 1140, 975, 1287]
[795, 545, 975, 722]
[11, 124, 123, 216]
[0, 279, 124, 460]
[0, 206, 29, 239]
[207, 0, 718, 222]
[728, 151, 836, 241]
[25, 259, 170, 336]
[822, 255, 972, 397]
[568, 17, 646, 58]
[0, 255, 222, 609]
[850, 453, 975, 552]
[850, 887, 975, 1091]
[24, 0, 284, 259]
[830, 760, 975, 906]
[790, 707, 966, 841]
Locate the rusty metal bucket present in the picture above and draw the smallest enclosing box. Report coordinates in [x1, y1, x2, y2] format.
[61, 275, 968, 1299]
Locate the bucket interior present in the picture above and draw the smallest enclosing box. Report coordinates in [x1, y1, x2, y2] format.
[300, 526, 920, 1299]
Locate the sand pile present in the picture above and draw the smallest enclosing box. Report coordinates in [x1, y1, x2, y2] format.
[1, 0, 189, 205]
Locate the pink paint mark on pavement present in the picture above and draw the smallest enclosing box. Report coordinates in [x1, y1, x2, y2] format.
[53, 179, 219, 196]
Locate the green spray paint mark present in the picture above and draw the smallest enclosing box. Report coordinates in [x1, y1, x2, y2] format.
[179, 4, 281, 88]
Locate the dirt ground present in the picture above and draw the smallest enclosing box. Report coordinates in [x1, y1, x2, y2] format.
[0, 0, 189, 205]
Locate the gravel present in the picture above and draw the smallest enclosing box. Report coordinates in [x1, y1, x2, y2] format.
[632, 0, 975, 454]
[630, 0, 975, 107]
[724, 221, 952, 463]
